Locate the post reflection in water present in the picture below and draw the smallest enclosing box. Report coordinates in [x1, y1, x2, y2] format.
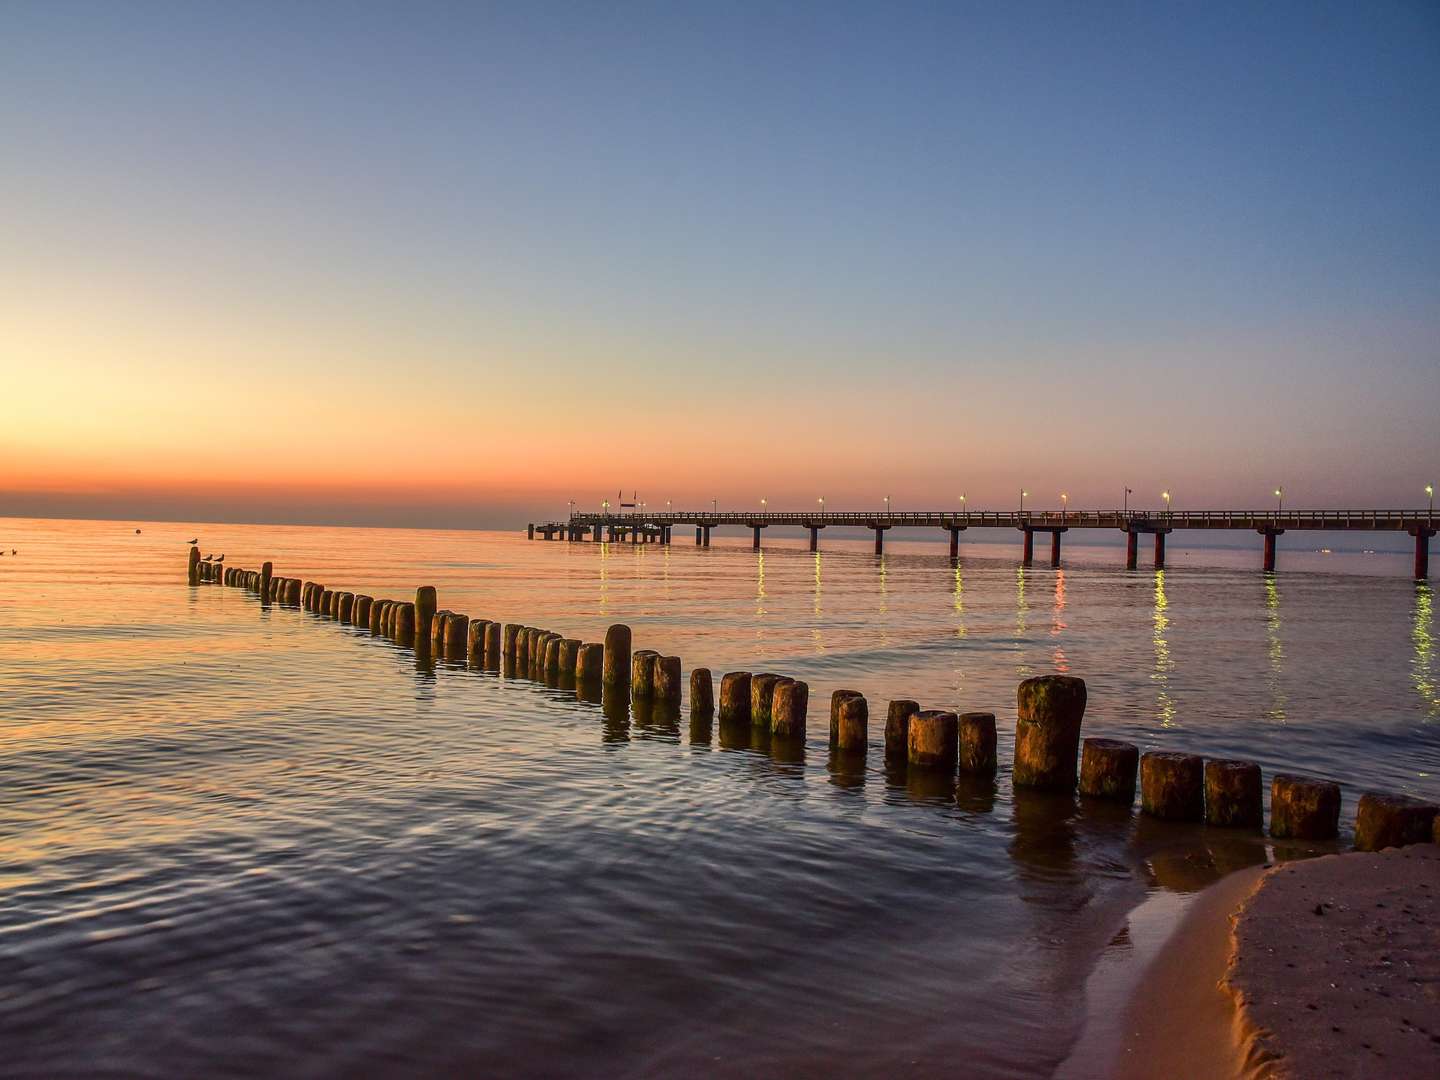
[1415, 582, 1437, 718]
[876, 554, 890, 649]
[600, 692, 630, 744]
[1015, 567, 1031, 679]
[953, 562, 968, 703]
[827, 747, 866, 791]
[755, 551, 766, 618]
[597, 538, 610, 616]
[1265, 574, 1287, 723]
[1152, 570, 1176, 726]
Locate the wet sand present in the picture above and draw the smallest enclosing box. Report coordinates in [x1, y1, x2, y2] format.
[1107, 865, 1266, 1079]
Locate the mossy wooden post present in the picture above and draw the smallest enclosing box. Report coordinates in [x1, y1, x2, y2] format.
[484, 622, 503, 669]
[415, 586, 437, 652]
[884, 700, 920, 764]
[340, 592, 357, 623]
[377, 600, 392, 635]
[1269, 774, 1341, 840]
[1354, 793, 1439, 851]
[1204, 759, 1263, 828]
[603, 624, 632, 705]
[188, 545, 201, 585]
[772, 679, 808, 739]
[690, 668, 714, 720]
[958, 712, 997, 774]
[830, 690, 863, 746]
[467, 619, 487, 666]
[750, 673, 781, 728]
[445, 613, 469, 662]
[515, 627, 530, 673]
[260, 561, 273, 599]
[631, 650, 659, 701]
[394, 602, 416, 646]
[1140, 751, 1204, 821]
[836, 693, 868, 752]
[654, 655, 683, 706]
[1079, 738, 1138, 802]
[545, 635, 564, 684]
[719, 672, 752, 723]
[320, 589, 333, 616]
[430, 609, 452, 654]
[908, 710, 958, 768]
[1013, 675, 1087, 790]
[286, 579, 302, 606]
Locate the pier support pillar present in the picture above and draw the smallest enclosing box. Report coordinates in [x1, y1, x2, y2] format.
[703, 526, 711, 547]
[1412, 527, 1435, 579]
[1050, 531, 1062, 568]
[695, 526, 703, 545]
[1125, 530, 1138, 570]
[948, 527, 963, 559]
[1021, 529, 1034, 566]
[527, 523, 534, 540]
[809, 526, 819, 552]
[752, 525, 762, 551]
[871, 526, 888, 555]
[1154, 531, 1166, 570]
[1260, 528, 1284, 573]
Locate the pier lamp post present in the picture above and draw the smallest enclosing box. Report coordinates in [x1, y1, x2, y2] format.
[1061, 492, 1068, 522]
[602, 498, 610, 514]
[568, 499, 575, 517]
[819, 496, 825, 514]
[1428, 484, 1434, 521]
[761, 497, 767, 513]
[884, 495, 891, 517]
[1275, 486, 1283, 515]
[712, 498, 717, 515]
[1020, 490, 1027, 514]
[959, 493, 966, 523]
[1162, 490, 1171, 518]
[1124, 487, 1132, 515]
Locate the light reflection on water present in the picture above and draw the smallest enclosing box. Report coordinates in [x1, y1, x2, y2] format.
[1, 517, 1437, 1077]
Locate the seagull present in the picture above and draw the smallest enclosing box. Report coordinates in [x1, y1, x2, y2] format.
[214, 554, 224, 562]
[186, 538, 198, 545]
[203, 554, 214, 561]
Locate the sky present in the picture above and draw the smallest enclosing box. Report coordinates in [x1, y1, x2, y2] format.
[2, 2, 1438, 529]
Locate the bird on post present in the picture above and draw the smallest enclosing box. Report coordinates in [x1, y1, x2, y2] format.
[186, 538, 198, 545]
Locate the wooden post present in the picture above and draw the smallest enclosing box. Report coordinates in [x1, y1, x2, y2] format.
[772, 679, 808, 738]
[907, 710, 957, 768]
[1154, 531, 1166, 569]
[1354, 792, 1438, 851]
[603, 624, 632, 699]
[1204, 759, 1263, 828]
[654, 655, 683, 706]
[750, 673, 781, 727]
[393, 602, 416, 646]
[187, 545, 201, 585]
[467, 619, 487, 666]
[830, 690, 864, 746]
[577, 642, 604, 688]
[1012, 675, 1087, 790]
[631, 649, 658, 700]
[415, 586, 437, 652]
[260, 561, 273, 598]
[690, 668, 714, 721]
[719, 672, 752, 723]
[445, 613, 469, 662]
[337, 592, 354, 623]
[884, 699, 919, 763]
[837, 694, 868, 751]
[484, 622, 503, 669]
[957, 712, 997, 774]
[1140, 751, 1204, 821]
[1079, 738, 1138, 802]
[1021, 529, 1033, 566]
[1269, 774, 1341, 839]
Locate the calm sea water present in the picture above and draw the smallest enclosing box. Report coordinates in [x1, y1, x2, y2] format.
[1, 517, 1435, 1077]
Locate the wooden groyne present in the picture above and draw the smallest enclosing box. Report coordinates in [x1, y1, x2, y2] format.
[189, 545, 1440, 851]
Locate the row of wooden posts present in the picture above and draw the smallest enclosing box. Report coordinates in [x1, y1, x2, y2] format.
[189, 546, 1440, 852]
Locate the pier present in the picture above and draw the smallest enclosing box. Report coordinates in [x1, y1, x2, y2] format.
[530, 508, 1437, 577]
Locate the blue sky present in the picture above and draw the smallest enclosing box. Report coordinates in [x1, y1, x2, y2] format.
[2, 2, 1437, 526]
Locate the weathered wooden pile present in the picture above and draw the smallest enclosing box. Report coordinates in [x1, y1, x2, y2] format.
[191, 546, 1440, 852]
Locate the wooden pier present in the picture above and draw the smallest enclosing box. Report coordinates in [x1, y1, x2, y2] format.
[530, 508, 1437, 577]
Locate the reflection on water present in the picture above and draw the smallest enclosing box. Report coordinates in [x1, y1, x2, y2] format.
[812, 552, 826, 653]
[755, 550, 766, 618]
[1265, 575, 1287, 723]
[1015, 567, 1031, 679]
[1151, 570, 1176, 726]
[1416, 582, 1437, 719]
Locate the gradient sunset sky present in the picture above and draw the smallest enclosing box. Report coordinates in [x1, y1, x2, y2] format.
[3, 3, 1437, 529]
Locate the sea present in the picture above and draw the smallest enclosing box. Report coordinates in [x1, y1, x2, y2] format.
[1, 517, 1435, 1077]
